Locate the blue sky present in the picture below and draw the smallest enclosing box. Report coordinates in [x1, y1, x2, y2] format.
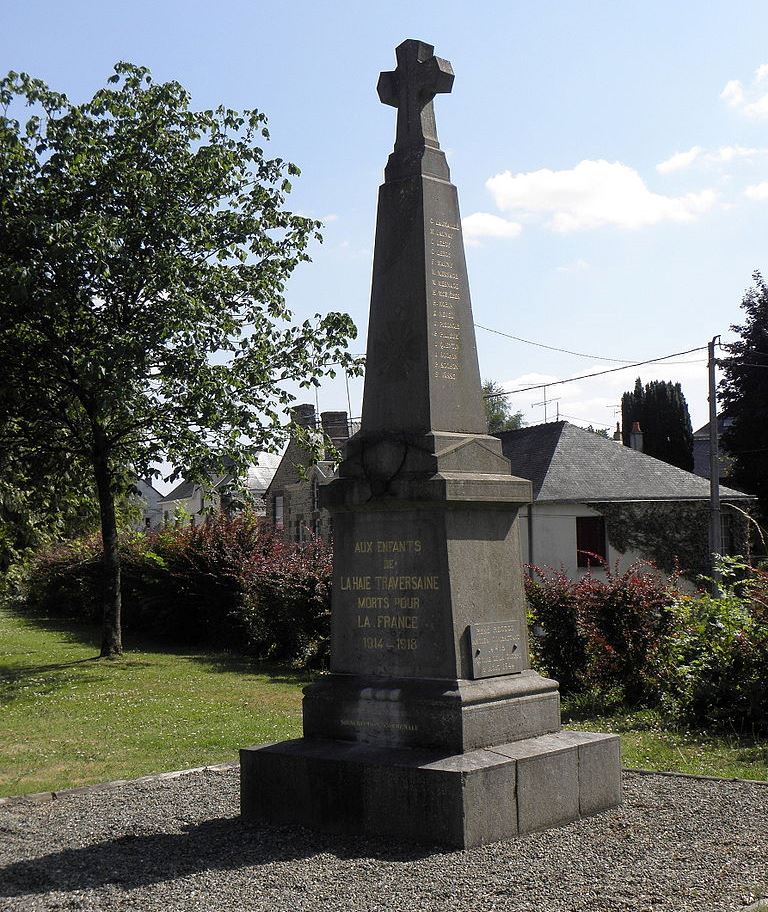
[5, 0, 768, 453]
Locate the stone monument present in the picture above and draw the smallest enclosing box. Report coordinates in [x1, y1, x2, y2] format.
[240, 38, 621, 847]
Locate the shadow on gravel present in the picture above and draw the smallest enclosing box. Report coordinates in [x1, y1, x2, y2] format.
[0, 817, 443, 897]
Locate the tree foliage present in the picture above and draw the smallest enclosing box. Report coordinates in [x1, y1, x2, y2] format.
[719, 272, 768, 518]
[482, 379, 524, 434]
[0, 63, 360, 656]
[0, 458, 98, 575]
[621, 377, 693, 470]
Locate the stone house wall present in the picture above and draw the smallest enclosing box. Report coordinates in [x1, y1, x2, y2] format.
[593, 498, 750, 581]
[522, 498, 751, 584]
[265, 404, 347, 541]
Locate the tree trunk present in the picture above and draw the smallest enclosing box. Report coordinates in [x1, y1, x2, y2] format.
[93, 434, 122, 658]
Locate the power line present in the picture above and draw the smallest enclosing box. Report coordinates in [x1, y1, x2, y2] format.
[475, 322, 707, 367]
[559, 413, 613, 429]
[474, 323, 634, 363]
[483, 345, 709, 400]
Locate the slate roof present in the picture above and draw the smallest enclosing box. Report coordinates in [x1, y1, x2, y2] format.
[159, 479, 197, 504]
[496, 421, 752, 503]
[693, 414, 734, 439]
[159, 453, 281, 504]
[243, 454, 281, 496]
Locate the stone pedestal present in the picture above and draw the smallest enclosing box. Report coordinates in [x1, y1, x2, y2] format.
[240, 38, 621, 847]
[241, 731, 621, 847]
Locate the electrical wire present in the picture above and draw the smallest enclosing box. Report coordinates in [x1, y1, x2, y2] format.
[474, 323, 635, 363]
[483, 345, 709, 400]
[559, 413, 614, 429]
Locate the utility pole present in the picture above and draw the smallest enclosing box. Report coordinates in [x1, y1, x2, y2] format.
[708, 335, 722, 593]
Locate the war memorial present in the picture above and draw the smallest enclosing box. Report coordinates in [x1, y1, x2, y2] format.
[240, 38, 622, 847]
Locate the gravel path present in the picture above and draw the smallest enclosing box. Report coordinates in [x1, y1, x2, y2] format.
[1, 767, 766, 912]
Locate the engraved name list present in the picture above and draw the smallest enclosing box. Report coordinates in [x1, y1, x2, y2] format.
[429, 217, 462, 383]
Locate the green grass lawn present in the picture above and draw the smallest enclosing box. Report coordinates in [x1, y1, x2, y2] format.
[0, 608, 308, 796]
[1, 606, 766, 797]
[564, 702, 768, 782]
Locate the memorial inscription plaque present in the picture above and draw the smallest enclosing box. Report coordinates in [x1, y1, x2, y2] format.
[469, 621, 523, 678]
[240, 39, 622, 847]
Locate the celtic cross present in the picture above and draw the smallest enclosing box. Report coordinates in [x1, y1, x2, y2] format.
[377, 39, 454, 154]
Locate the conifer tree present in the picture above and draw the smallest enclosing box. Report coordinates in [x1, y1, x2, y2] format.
[719, 271, 768, 517]
[621, 378, 693, 470]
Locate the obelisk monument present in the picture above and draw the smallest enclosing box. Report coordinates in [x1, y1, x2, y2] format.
[240, 39, 621, 847]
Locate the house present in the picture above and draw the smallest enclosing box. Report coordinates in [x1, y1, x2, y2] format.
[266, 404, 352, 540]
[692, 414, 736, 484]
[132, 477, 164, 530]
[158, 453, 281, 525]
[496, 421, 753, 582]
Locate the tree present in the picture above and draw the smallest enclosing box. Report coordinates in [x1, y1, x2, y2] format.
[585, 425, 610, 439]
[482, 380, 525, 434]
[621, 377, 693, 470]
[719, 271, 768, 518]
[0, 444, 98, 574]
[0, 64, 359, 657]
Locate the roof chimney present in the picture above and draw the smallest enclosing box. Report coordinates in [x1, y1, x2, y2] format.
[320, 410, 350, 447]
[290, 403, 316, 429]
[629, 420, 644, 452]
[612, 422, 622, 443]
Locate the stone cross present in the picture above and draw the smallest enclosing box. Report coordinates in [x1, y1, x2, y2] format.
[377, 39, 454, 153]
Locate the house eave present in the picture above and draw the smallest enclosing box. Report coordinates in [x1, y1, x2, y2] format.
[534, 494, 755, 505]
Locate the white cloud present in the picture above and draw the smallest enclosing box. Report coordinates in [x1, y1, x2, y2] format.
[462, 212, 522, 245]
[486, 160, 716, 232]
[720, 65, 768, 118]
[556, 258, 590, 273]
[715, 144, 760, 162]
[720, 79, 746, 108]
[321, 213, 339, 223]
[745, 181, 768, 200]
[744, 96, 768, 118]
[656, 146, 703, 174]
[499, 354, 709, 431]
[656, 144, 765, 174]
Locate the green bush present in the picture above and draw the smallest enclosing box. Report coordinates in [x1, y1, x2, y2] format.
[525, 561, 677, 704]
[15, 514, 332, 667]
[655, 557, 768, 735]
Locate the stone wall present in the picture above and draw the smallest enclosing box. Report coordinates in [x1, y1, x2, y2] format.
[592, 499, 750, 581]
[265, 404, 344, 541]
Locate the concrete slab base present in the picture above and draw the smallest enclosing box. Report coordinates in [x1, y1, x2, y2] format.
[240, 729, 621, 848]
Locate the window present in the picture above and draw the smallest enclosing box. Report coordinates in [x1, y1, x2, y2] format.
[576, 516, 607, 567]
[273, 495, 284, 531]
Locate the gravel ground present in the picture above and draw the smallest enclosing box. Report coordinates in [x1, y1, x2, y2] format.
[1, 767, 767, 912]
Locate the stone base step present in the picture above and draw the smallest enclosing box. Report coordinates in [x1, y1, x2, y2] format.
[240, 729, 621, 848]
